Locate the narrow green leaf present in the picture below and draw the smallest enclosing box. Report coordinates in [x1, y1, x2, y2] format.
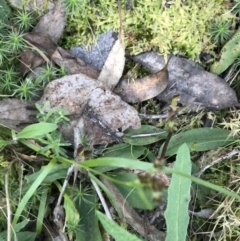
[165, 144, 191, 241]
[36, 186, 49, 234]
[64, 194, 80, 234]
[123, 125, 167, 145]
[12, 158, 56, 227]
[82, 157, 154, 171]
[16, 123, 57, 139]
[0, 139, 10, 147]
[97, 211, 143, 241]
[81, 157, 240, 201]
[12, 219, 30, 232]
[161, 128, 235, 156]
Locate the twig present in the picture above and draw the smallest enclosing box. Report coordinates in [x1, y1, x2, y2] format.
[5, 172, 11, 241]
[130, 131, 166, 138]
[195, 149, 239, 177]
[139, 113, 168, 119]
[91, 179, 112, 220]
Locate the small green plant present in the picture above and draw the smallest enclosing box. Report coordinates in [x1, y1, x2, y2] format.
[60, 0, 83, 15]
[15, 78, 40, 100]
[0, 67, 18, 94]
[14, 10, 35, 31]
[35, 64, 59, 86]
[6, 29, 25, 52]
[210, 20, 232, 44]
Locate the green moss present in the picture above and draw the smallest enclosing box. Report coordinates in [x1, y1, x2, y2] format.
[62, 0, 228, 58]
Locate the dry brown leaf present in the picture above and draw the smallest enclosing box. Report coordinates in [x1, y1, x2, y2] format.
[19, 49, 45, 76]
[33, 1, 66, 43]
[131, 52, 239, 109]
[97, 5, 125, 89]
[20, 33, 58, 76]
[97, 32, 125, 89]
[114, 60, 169, 103]
[52, 47, 100, 79]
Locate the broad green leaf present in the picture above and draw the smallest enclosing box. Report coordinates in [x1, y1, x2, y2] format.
[75, 191, 101, 241]
[123, 125, 167, 145]
[16, 123, 57, 139]
[161, 128, 236, 156]
[110, 172, 158, 210]
[103, 143, 147, 159]
[165, 143, 191, 241]
[15, 232, 37, 241]
[97, 211, 143, 241]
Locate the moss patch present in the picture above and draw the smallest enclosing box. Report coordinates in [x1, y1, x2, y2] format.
[62, 0, 228, 59]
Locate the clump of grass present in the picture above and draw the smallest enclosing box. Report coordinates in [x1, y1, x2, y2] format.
[210, 181, 240, 240]
[220, 109, 240, 136]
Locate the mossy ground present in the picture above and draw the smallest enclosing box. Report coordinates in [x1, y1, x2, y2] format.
[1, 0, 240, 240]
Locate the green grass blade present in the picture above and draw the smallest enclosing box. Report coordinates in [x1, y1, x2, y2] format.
[165, 143, 191, 241]
[36, 186, 49, 234]
[12, 158, 56, 227]
[82, 157, 154, 171]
